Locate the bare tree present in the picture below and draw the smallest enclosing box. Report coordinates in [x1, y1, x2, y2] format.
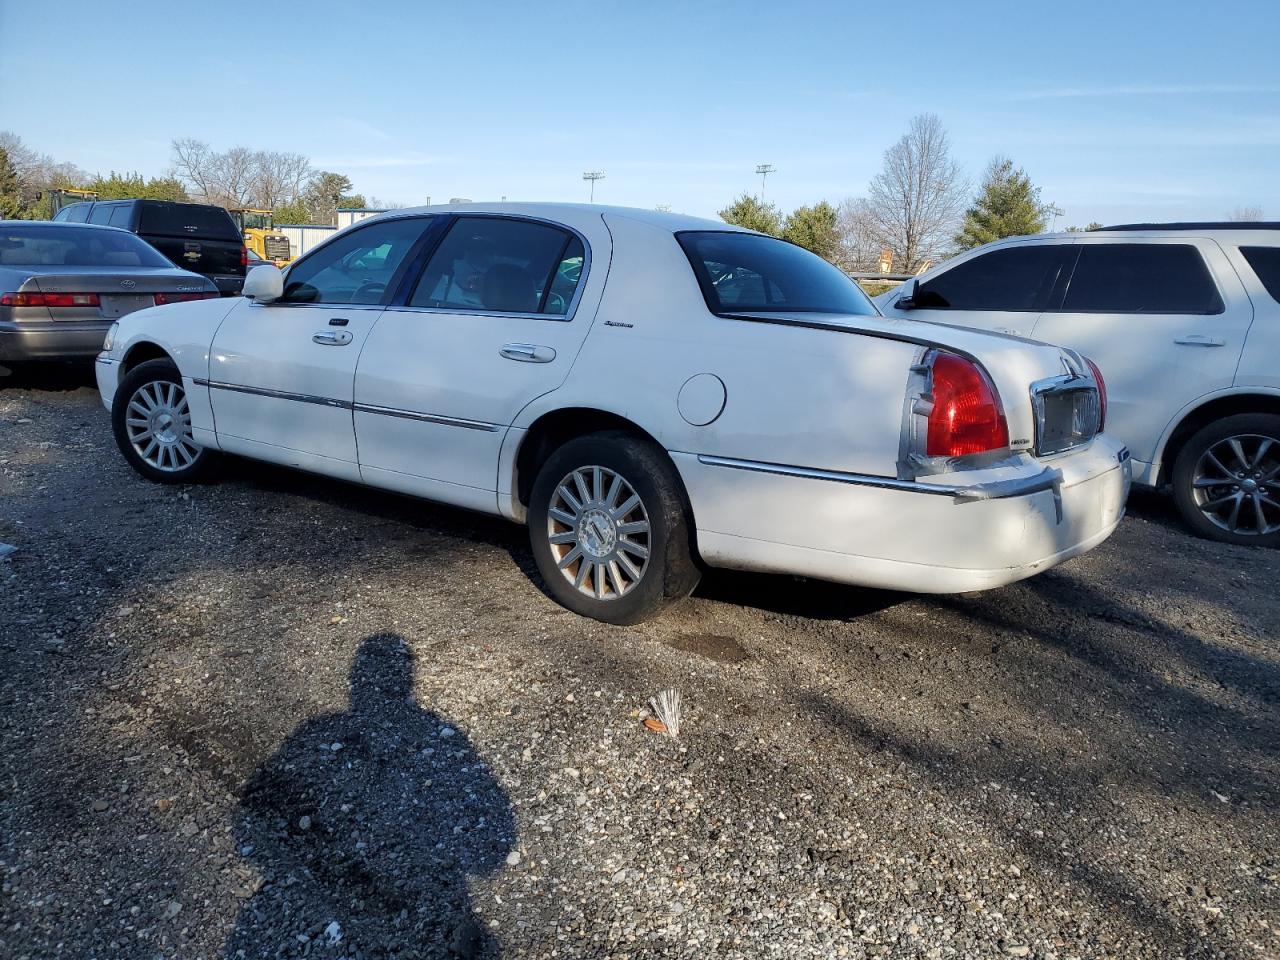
[171, 139, 313, 209]
[833, 197, 883, 272]
[0, 130, 87, 207]
[251, 150, 312, 209]
[864, 114, 967, 272]
[1228, 205, 1264, 222]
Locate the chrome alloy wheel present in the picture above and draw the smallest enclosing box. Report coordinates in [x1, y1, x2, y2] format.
[1192, 434, 1280, 536]
[546, 465, 651, 600]
[124, 380, 200, 473]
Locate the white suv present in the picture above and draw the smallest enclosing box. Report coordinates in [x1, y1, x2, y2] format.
[877, 224, 1280, 546]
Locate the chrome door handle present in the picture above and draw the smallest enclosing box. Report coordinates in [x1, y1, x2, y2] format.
[313, 330, 353, 346]
[1174, 334, 1226, 347]
[500, 343, 556, 363]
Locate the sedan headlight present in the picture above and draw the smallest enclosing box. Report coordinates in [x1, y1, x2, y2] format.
[102, 322, 119, 353]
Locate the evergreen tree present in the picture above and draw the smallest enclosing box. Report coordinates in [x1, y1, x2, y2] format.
[718, 193, 783, 236]
[0, 147, 23, 219]
[955, 157, 1048, 250]
[782, 201, 840, 261]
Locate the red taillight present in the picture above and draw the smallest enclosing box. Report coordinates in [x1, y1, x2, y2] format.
[1085, 357, 1107, 430]
[241, 245, 249, 268]
[153, 291, 219, 305]
[0, 291, 100, 307]
[926, 352, 1010, 458]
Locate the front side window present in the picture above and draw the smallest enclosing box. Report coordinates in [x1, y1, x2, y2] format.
[281, 217, 429, 305]
[1241, 246, 1280, 303]
[410, 217, 585, 315]
[1061, 243, 1223, 314]
[915, 244, 1067, 311]
[677, 231, 876, 315]
[0, 225, 171, 268]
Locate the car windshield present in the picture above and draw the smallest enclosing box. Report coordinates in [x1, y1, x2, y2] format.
[677, 230, 877, 315]
[0, 225, 172, 268]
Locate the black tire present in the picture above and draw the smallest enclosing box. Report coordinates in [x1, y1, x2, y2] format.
[528, 430, 700, 625]
[1172, 412, 1280, 547]
[111, 359, 215, 485]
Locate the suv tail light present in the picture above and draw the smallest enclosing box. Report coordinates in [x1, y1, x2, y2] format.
[153, 291, 220, 305]
[1, 292, 100, 307]
[926, 352, 1010, 458]
[1085, 357, 1107, 430]
[241, 245, 249, 269]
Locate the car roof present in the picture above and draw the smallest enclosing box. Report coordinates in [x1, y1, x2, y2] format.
[381, 201, 747, 234]
[0, 219, 134, 233]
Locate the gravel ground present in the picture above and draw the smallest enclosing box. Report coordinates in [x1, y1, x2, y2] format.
[1, 366, 1277, 960]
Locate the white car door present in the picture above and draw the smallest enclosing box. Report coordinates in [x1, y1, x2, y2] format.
[206, 216, 431, 480]
[880, 241, 1073, 336]
[1030, 237, 1253, 471]
[353, 214, 599, 511]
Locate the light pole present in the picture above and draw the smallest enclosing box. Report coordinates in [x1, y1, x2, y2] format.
[755, 163, 776, 201]
[583, 170, 605, 203]
[1045, 203, 1064, 233]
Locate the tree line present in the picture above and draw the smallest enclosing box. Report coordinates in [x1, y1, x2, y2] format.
[0, 132, 377, 226]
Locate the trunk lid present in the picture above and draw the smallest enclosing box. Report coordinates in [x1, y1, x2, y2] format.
[27, 268, 215, 321]
[732, 311, 1097, 459]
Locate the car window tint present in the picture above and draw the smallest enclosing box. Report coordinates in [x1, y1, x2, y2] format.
[1062, 243, 1223, 314]
[137, 203, 241, 241]
[678, 231, 876, 315]
[108, 206, 133, 228]
[411, 218, 584, 315]
[916, 245, 1065, 311]
[88, 204, 113, 225]
[1241, 246, 1280, 303]
[280, 217, 428, 305]
[64, 204, 90, 223]
[0, 225, 171, 267]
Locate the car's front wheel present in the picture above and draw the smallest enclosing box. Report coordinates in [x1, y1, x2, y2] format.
[111, 359, 214, 484]
[528, 431, 700, 624]
[1172, 413, 1280, 546]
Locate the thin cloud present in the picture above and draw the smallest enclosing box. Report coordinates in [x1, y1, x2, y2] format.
[311, 152, 438, 168]
[1008, 83, 1280, 101]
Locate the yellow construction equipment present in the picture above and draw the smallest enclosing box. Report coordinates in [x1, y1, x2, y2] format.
[228, 208, 291, 266]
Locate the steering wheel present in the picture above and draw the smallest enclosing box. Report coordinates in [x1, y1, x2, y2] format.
[545, 291, 567, 314]
[353, 281, 386, 303]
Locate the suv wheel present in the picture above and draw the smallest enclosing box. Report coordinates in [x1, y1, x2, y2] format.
[112, 359, 214, 484]
[1172, 413, 1280, 546]
[528, 431, 700, 624]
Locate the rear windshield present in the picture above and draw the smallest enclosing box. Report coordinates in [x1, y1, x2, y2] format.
[0, 225, 172, 268]
[137, 203, 241, 241]
[677, 231, 877, 315]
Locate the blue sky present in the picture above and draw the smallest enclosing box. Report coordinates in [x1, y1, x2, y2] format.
[2, 0, 1277, 226]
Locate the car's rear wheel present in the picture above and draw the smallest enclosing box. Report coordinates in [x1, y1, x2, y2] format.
[528, 431, 700, 624]
[1172, 413, 1280, 546]
[112, 359, 214, 484]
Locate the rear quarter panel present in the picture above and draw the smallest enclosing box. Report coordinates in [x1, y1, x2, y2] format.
[512, 213, 911, 477]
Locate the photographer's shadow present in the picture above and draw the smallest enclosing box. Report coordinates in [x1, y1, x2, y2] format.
[224, 634, 514, 959]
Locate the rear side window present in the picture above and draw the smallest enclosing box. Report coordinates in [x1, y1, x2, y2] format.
[678, 231, 876, 315]
[410, 217, 586, 315]
[137, 203, 241, 241]
[108, 206, 133, 228]
[1240, 246, 1280, 303]
[88, 204, 113, 225]
[1061, 243, 1223, 314]
[915, 244, 1067, 311]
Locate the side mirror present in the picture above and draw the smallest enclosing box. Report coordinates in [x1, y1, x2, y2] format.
[894, 278, 920, 310]
[243, 264, 283, 303]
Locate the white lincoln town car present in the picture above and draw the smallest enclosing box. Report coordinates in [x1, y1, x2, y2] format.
[96, 203, 1130, 623]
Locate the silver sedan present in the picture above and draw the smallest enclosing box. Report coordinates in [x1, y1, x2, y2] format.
[0, 221, 219, 365]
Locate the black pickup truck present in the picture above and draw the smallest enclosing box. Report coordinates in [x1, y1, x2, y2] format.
[54, 200, 247, 295]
